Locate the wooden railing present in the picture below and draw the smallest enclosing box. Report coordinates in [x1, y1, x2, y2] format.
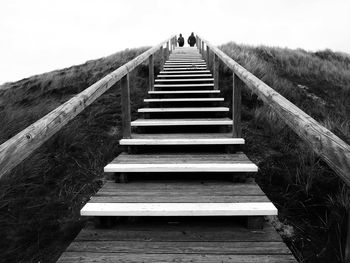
[196, 35, 350, 262]
[0, 35, 176, 179]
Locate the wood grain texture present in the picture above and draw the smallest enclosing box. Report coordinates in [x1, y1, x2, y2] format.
[198, 36, 350, 186]
[0, 35, 175, 179]
[130, 118, 232, 126]
[120, 74, 131, 138]
[233, 73, 242, 137]
[137, 107, 229, 113]
[80, 202, 277, 216]
[148, 54, 154, 91]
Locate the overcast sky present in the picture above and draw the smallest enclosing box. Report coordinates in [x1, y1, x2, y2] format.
[1, 0, 349, 85]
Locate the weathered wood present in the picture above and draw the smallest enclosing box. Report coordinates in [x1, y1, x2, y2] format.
[166, 41, 169, 60]
[137, 107, 228, 113]
[232, 73, 242, 137]
[120, 74, 131, 138]
[206, 46, 210, 66]
[198, 36, 350, 186]
[144, 98, 223, 102]
[247, 217, 265, 229]
[148, 54, 154, 91]
[130, 118, 231, 127]
[213, 53, 219, 89]
[0, 35, 175, 179]
[201, 41, 204, 58]
[160, 45, 164, 70]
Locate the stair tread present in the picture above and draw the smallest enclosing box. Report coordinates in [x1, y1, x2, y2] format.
[157, 74, 212, 78]
[148, 90, 219, 94]
[154, 83, 214, 87]
[138, 107, 228, 112]
[131, 118, 232, 126]
[120, 132, 244, 145]
[104, 152, 257, 173]
[159, 70, 210, 74]
[155, 78, 214, 82]
[144, 98, 223, 102]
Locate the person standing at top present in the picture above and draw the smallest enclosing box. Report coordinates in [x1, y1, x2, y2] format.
[187, 32, 196, 47]
[178, 34, 184, 47]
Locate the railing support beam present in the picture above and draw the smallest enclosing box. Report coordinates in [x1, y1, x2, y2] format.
[213, 54, 219, 90]
[121, 74, 131, 139]
[232, 73, 241, 138]
[148, 54, 154, 91]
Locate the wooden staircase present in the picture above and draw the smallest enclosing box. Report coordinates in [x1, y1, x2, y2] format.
[57, 46, 296, 262]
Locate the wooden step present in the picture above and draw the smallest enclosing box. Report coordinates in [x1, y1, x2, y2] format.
[144, 98, 224, 102]
[155, 78, 214, 82]
[104, 152, 256, 173]
[131, 118, 232, 126]
[159, 70, 210, 74]
[164, 65, 207, 68]
[154, 83, 214, 88]
[85, 181, 270, 203]
[163, 67, 208, 71]
[157, 74, 212, 78]
[138, 107, 228, 113]
[58, 218, 296, 263]
[148, 90, 219, 94]
[81, 202, 276, 217]
[120, 133, 243, 145]
[167, 60, 205, 62]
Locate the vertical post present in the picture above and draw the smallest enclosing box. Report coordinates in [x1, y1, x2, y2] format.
[206, 46, 210, 67]
[160, 45, 164, 71]
[201, 42, 204, 59]
[213, 53, 219, 90]
[120, 74, 131, 138]
[232, 73, 241, 138]
[174, 36, 177, 48]
[196, 36, 199, 49]
[166, 41, 169, 60]
[148, 54, 154, 91]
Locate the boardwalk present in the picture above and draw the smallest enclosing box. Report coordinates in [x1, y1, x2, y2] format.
[57, 47, 296, 262]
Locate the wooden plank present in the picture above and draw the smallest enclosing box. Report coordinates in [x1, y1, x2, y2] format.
[148, 90, 219, 94]
[76, 221, 282, 242]
[233, 73, 242, 137]
[89, 196, 270, 203]
[0, 35, 176, 179]
[120, 137, 242, 145]
[100, 181, 264, 194]
[155, 79, 214, 82]
[104, 152, 258, 172]
[80, 202, 277, 216]
[66, 241, 289, 254]
[148, 54, 154, 91]
[214, 53, 219, 89]
[154, 83, 214, 87]
[130, 118, 232, 126]
[159, 70, 210, 74]
[138, 107, 228, 113]
[199, 36, 350, 187]
[157, 74, 212, 78]
[120, 74, 131, 138]
[58, 253, 296, 263]
[144, 98, 224, 102]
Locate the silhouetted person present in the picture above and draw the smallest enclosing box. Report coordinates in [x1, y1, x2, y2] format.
[178, 34, 184, 47]
[187, 32, 196, 47]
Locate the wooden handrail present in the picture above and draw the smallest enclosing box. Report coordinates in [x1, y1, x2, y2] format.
[0, 35, 175, 179]
[197, 35, 350, 187]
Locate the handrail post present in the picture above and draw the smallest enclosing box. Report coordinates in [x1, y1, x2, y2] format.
[148, 54, 154, 91]
[213, 53, 219, 90]
[166, 41, 170, 60]
[160, 45, 164, 71]
[232, 73, 241, 137]
[206, 46, 210, 67]
[121, 74, 131, 138]
[201, 42, 204, 59]
[174, 36, 177, 48]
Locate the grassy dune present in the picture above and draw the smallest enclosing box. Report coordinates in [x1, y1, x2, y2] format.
[0, 44, 349, 262]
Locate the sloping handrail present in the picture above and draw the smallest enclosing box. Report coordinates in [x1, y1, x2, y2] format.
[197, 35, 350, 188]
[0, 35, 176, 179]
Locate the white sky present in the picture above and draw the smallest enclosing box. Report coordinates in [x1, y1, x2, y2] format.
[0, 0, 349, 85]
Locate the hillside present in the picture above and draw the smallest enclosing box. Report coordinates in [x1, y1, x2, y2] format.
[0, 44, 349, 262]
